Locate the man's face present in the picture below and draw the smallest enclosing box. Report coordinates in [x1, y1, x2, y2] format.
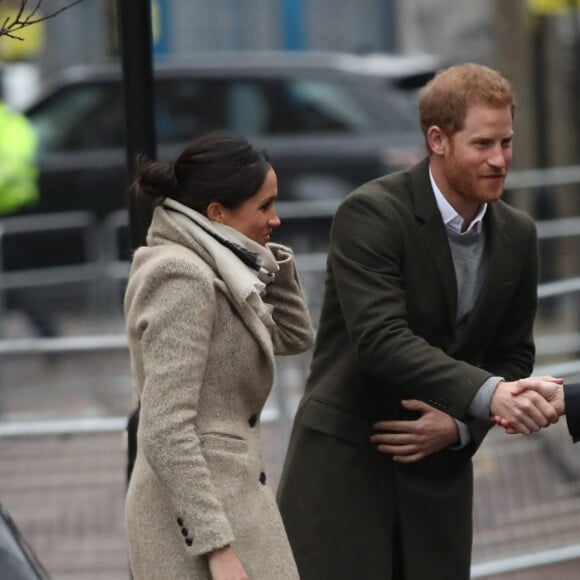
[439, 103, 513, 209]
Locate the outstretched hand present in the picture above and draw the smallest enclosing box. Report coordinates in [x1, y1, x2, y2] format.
[370, 399, 459, 463]
[491, 376, 564, 435]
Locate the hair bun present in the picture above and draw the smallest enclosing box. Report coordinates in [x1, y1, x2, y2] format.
[131, 158, 178, 205]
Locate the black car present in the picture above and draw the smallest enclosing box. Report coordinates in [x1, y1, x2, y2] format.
[0, 503, 51, 579]
[24, 51, 434, 219]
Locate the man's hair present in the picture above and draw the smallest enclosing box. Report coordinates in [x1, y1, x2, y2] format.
[418, 63, 515, 144]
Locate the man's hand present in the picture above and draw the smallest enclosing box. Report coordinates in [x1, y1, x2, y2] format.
[489, 376, 563, 435]
[492, 376, 565, 434]
[370, 399, 459, 463]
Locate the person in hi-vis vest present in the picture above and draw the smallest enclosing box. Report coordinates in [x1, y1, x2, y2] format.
[0, 101, 56, 337]
[0, 101, 38, 215]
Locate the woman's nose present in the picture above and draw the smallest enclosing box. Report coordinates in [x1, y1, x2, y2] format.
[269, 211, 281, 228]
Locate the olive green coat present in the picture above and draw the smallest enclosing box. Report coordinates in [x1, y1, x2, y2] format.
[278, 158, 537, 580]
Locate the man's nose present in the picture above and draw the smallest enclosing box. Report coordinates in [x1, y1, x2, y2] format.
[488, 145, 509, 168]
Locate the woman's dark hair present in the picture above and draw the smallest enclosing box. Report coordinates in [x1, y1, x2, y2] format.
[129, 131, 271, 214]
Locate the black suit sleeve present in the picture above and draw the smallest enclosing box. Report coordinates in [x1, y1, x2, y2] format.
[564, 383, 580, 443]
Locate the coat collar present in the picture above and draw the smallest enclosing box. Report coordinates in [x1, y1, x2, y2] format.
[409, 158, 514, 335]
[410, 158, 458, 327]
[146, 207, 276, 371]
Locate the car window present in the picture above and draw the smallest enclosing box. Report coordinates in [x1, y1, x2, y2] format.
[226, 78, 372, 134]
[155, 78, 228, 143]
[28, 82, 124, 152]
[26, 71, 420, 154]
[154, 76, 377, 141]
[282, 80, 370, 132]
[227, 83, 270, 135]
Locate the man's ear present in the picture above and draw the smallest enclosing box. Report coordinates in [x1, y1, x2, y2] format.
[206, 202, 225, 223]
[427, 126, 447, 157]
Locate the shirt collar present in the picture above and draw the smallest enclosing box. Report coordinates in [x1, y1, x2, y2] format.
[429, 167, 487, 235]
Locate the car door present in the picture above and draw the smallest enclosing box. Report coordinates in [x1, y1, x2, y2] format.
[28, 81, 128, 217]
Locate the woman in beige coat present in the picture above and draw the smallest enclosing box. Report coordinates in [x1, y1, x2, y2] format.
[124, 132, 314, 580]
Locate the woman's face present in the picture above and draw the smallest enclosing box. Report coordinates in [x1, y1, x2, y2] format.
[218, 168, 281, 245]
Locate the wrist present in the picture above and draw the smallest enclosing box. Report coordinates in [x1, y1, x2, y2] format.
[208, 545, 231, 558]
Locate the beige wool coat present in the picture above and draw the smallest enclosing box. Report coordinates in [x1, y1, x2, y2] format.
[124, 207, 314, 579]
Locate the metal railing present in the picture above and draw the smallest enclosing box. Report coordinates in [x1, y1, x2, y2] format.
[1, 164, 580, 578]
[0, 210, 100, 289]
[1, 401, 578, 579]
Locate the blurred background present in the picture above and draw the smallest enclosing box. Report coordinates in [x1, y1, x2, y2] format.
[0, 0, 580, 578]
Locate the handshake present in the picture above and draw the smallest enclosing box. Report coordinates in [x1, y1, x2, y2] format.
[490, 376, 565, 435]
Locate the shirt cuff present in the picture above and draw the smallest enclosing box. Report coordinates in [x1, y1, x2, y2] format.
[469, 376, 504, 421]
[450, 419, 471, 449]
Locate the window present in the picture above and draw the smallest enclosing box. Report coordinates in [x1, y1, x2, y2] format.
[155, 79, 228, 144]
[153, 76, 377, 141]
[28, 82, 124, 152]
[283, 80, 371, 133]
[225, 78, 373, 135]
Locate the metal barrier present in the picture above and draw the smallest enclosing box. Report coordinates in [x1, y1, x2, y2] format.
[0, 210, 100, 286]
[505, 165, 580, 189]
[0, 411, 578, 579]
[0, 211, 103, 340]
[1, 165, 580, 578]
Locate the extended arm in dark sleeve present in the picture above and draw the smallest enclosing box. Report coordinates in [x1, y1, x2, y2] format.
[565, 383, 580, 443]
[330, 193, 490, 421]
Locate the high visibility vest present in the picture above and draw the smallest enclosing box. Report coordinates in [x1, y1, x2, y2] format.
[0, 102, 39, 215]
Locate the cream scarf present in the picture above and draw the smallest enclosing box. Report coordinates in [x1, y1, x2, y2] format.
[163, 198, 279, 330]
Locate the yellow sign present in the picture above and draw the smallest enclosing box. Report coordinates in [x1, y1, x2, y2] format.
[528, 0, 580, 13]
[152, 0, 160, 44]
[0, 8, 44, 61]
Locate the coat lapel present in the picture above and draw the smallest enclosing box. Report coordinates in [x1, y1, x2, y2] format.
[214, 279, 276, 372]
[410, 160, 458, 329]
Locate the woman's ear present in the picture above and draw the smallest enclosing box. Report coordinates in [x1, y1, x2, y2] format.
[206, 202, 225, 223]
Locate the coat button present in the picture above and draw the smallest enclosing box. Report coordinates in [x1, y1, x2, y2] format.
[181, 527, 188, 537]
[248, 414, 257, 427]
[259, 471, 266, 485]
[185, 538, 193, 546]
[176, 517, 183, 526]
